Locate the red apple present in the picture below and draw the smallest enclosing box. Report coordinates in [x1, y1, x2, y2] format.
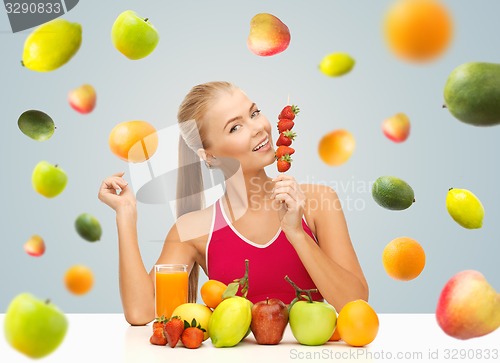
[24, 235, 45, 257]
[250, 298, 289, 344]
[382, 112, 410, 142]
[247, 13, 290, 57]
[436, 270, 500, 340]
[68, 84, 96, 114]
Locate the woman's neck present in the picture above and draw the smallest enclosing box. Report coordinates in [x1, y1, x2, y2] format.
[222, 167, 274, 221]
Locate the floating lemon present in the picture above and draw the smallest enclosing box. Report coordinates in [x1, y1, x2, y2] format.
[446, 188, 484, 229]
[22, 19, 82, 72]
[319, 52, 355, 77]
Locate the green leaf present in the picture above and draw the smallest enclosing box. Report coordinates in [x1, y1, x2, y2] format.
[222, 282, 239, 299]
[183, 320, 191, 329]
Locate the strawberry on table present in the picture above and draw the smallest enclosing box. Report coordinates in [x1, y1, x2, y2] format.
[164, 316, 184, 348]
[276, 130, 296, 146]
[150, 327, 167, 346]
[181, 319, 205, 349]
[278, 105, 300, 120]
[152, 315, 167, 331]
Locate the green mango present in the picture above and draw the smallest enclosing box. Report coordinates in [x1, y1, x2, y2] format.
[18, 110, 55, 141]
[444, 62, 500, 126]
[208, 296, 252, 348]
[75, 213, 102, 242]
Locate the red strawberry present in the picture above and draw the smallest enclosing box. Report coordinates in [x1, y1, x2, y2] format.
[277, 155, 292, 172]
[277, 119, 295, 133]
[278, 105, 300, 120]
[181, 319, 205, 349]
[276, 130, 296, 146]
[150, 327, 167, 346]
[275, 145, 295, 159]
[164, 316, 184, 348]
[152, 315, 167, 331]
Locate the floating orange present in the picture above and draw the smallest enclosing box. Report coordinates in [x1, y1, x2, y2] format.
[108, 120, 158, 163]
[64, 265, 94, 295]
[384, 0, 453, 62]
[318, 129, 355, 166]
[382, 236, 426, 281]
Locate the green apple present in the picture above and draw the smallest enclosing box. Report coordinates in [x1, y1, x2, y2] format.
[289, 300, 337, 346]
[4, 293, 68, 358]
[32, 161, 68, 198]
[111, 10, 159, 60]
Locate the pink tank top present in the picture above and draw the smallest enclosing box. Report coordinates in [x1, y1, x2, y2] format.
[206, 199, 324, 304]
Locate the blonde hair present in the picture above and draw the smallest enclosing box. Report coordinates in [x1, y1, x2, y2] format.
[176, 81, 237, 302]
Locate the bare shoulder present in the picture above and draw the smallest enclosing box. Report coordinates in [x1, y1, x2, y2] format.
[300, 183, 339, 201]
[173, 203, 215, 244]
[301, 183, 341, 218]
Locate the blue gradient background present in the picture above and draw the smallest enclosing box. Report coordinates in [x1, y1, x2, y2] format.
[1, 0, 499, 313]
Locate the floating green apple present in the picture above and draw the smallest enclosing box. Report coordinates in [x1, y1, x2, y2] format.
[18, 110, 55, 141]
[32, 161, 68, 198]
[111, 10, 159, 60]
[4, 293, 68, 358]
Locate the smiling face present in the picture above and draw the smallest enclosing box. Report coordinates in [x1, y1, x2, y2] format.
[201, 88, 276, 172]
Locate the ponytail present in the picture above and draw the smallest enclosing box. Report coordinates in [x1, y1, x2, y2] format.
[176, 135, 204, 303]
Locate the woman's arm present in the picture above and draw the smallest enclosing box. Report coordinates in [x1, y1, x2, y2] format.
[273, 177, 368, 311]
[98, 173, 198, 326]
[116, 208, 199, 326]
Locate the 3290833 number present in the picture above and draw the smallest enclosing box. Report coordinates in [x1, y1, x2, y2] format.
[5, 2, 62, 14]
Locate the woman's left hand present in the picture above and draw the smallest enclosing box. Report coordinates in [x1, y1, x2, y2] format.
[271, 174, 307, 238]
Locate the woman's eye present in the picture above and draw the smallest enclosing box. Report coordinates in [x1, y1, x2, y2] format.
[251, 109, 261, 118]
[230, 124, 241, 133]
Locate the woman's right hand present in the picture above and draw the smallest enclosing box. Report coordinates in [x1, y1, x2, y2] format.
[98, 172, 136, 212]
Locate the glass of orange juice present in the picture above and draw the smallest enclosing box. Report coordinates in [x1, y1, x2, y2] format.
[154, 264, 188, 319]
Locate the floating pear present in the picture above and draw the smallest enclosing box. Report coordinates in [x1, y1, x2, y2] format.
[444, 62, 500, 126]
[18, 110, 55, 141]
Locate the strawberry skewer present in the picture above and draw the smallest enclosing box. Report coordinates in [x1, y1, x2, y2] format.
[276, 104, 299, 172]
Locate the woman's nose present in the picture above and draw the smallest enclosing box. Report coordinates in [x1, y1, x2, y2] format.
[251, 117, 266, 135]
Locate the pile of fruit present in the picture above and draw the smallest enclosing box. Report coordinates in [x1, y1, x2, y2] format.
[149, 261, 380, 349]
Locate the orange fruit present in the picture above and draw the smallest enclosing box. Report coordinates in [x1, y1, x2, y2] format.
[200, 279, 227, 309]
[64, 265, 94, 295]
[337, 299, 379, 347]
[328, 326, 342, 341]
[382, 236, 426, 281]
[108, 120, 158, 163]
[384, 0, 453, 62]
[318, 129, 355, 166]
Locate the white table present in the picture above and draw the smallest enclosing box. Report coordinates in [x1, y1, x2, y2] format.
[0, 314, 498, 362]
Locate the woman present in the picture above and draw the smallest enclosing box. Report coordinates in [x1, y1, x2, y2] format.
[98, 81, 368, 326]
